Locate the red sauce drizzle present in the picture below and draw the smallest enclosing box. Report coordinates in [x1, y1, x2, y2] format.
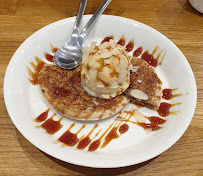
[117, 37, 125, 46]
[35, 109, 50, 122]
[101, 36, 114, 43]
[157, 102, 171, 117]
[148, 116, 166, 124]
[125, 40, 134, 53]
[27, 57, 45, 85]
[137, 123, 161, 131]
[45, 53, 54, 62]
[119, 123, 129, 134]
[41, 115, 62, 134]
[133, 47, 143, 57]
[141, 51, 157, 67]
[77, 124, 98, 149]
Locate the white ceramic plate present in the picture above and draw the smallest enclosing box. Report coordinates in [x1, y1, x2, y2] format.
[4, 15, 197, 168]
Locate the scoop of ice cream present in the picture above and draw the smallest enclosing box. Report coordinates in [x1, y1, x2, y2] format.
[81, 39, 130, 99]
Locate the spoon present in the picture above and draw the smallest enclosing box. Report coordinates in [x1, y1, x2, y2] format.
[54, 0, 112, 69]
[53, 0, 87, 69]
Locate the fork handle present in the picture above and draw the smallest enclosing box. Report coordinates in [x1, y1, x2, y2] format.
[72, 0, 87, 38]
[78, 0, 112, 44]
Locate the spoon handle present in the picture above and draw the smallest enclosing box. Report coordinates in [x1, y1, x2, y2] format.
[72, 0, 87, 38]
[79, 0, 111, 44]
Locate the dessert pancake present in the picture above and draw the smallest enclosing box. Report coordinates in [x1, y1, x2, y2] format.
[125, 58, 162, 110]
[38, 64, 129, 121]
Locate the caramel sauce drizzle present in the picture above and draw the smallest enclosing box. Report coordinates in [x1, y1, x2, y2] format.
[101, 35, 114, 43]
[116, 118, 162, 131]
[147, 116, 166, 124]
[169, 111, 180, 115]
[117, 35, 125, 46]
[101, 108, 134, 148]
[152, 45, 166, 64]
[116, 109, 166, 131]
[154, 46, 166, 65]
[162, 88, 183, 100]
[27, 57, 45, 85]
[88, 109, 133, 151]
[141, 50, 158, 67]
[141, 46, 166, 67]
[88, 122, 115, 151]
[59, 123, 86, 146]
[41, 114, 63, 134]
[119, 123, 129, 134]
[35, 109, 50, 122]
[100, 126, 119, 148]
[44, 52, 54, 62]
[152, 45, 159, 55]
[159, 50, 166, 65]
[133, 47, 143, 57]
[125, 40, 134, 53]
[118, 117, 164, 131]
[157, 102, 181, 117]
[137, 122, 161, 131]
[156, 49, 164, 62]
[77, 124, 99, 149]
[50, 44, 58, 54]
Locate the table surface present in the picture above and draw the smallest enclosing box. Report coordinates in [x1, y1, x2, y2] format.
[0, 0, 203, 175]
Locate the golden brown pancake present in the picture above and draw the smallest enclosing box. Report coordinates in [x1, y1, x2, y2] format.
[125, 58, 162, 110]
[38, 64, 129, 121]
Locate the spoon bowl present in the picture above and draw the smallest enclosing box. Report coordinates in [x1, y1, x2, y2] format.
[53, 0, 111, 69]
[54, 37, 83, 69]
